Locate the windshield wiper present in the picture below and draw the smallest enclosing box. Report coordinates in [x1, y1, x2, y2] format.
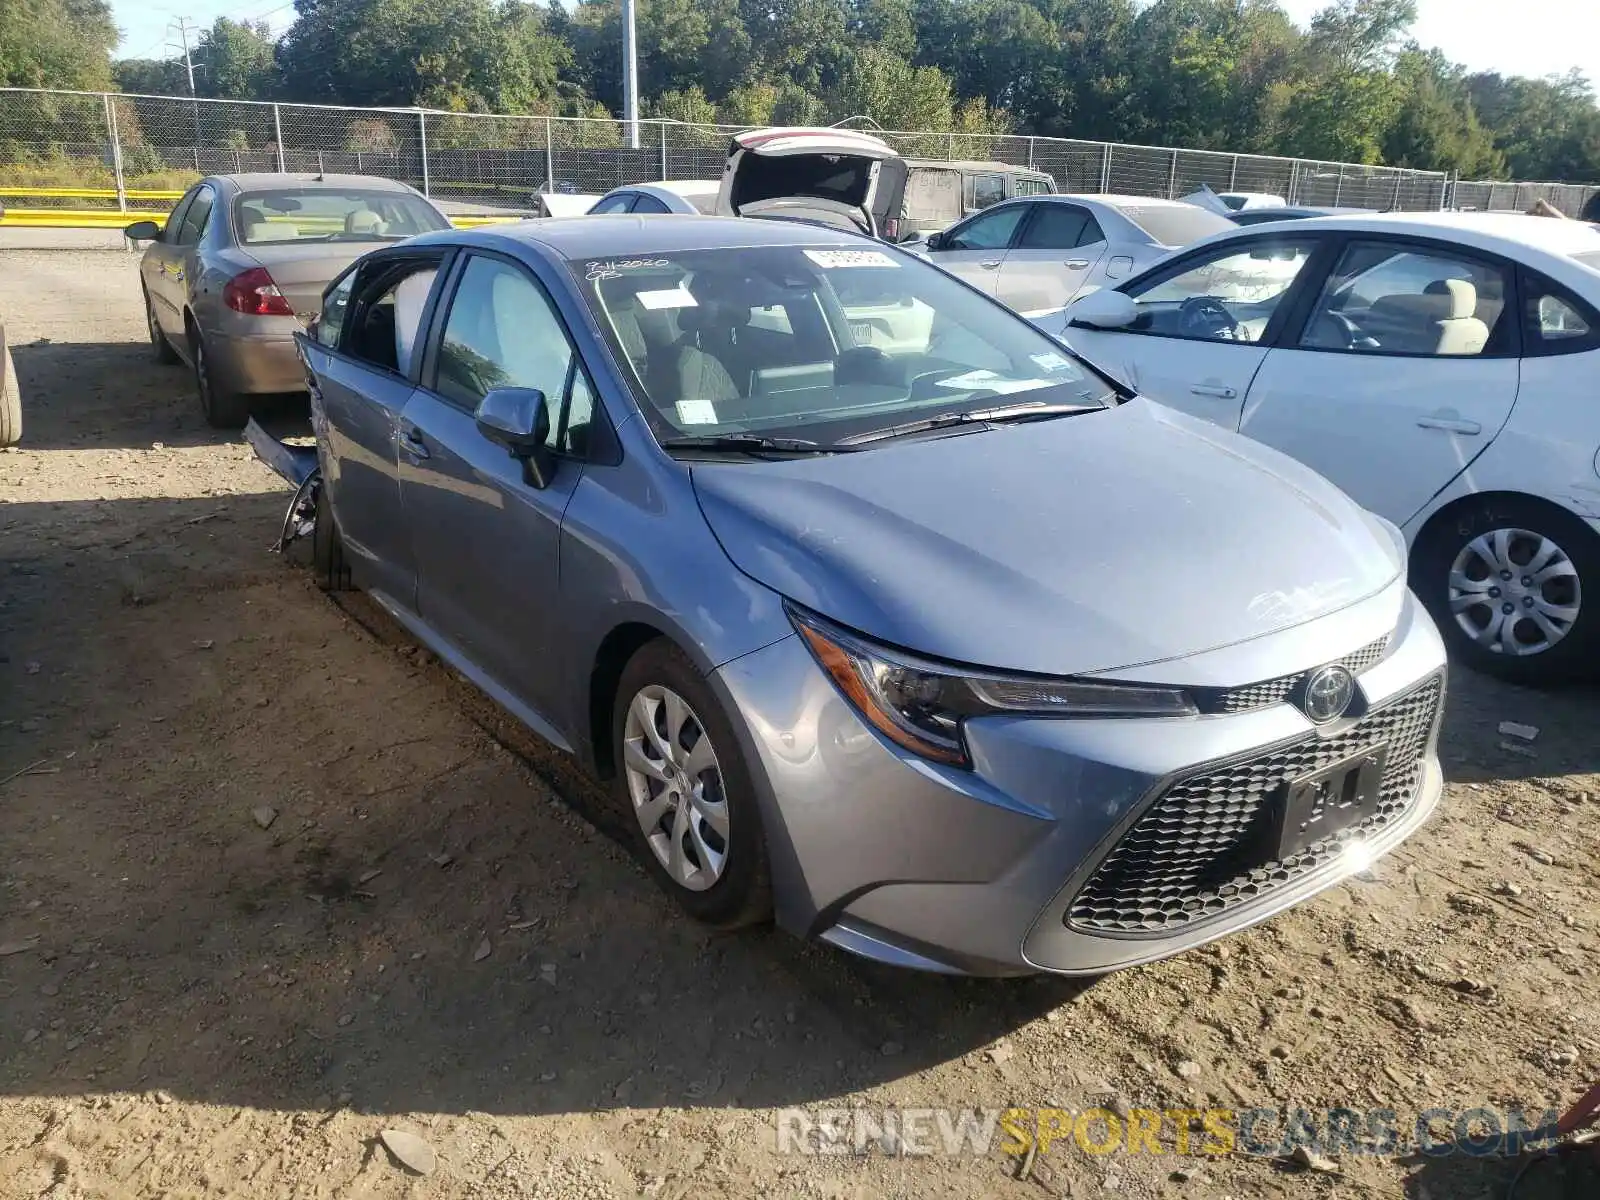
[659, 433, 843, 455]
[835, 401, 1098, 447]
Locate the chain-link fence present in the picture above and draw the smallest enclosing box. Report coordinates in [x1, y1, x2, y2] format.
[1446, 178, 1600, 217]
[7, 85, 1594, 220]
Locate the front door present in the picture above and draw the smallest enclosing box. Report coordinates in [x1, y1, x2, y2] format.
[1239, 237, 1521, 526]
[143, 187, 199, 336]
[1065, 233, 1326, 426]
[995, 202, 1108, 314]
[928, 203, 1029, 295]
[400, 252, 593, 722]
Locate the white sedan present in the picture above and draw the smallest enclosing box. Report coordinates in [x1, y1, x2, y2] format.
[917, 194, 1235, 315]
[588, 181, 718, 215]
[1045, 211, 1600, 683]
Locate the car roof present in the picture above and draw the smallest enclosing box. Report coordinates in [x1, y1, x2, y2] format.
[904, 159, 1051, 177]
[210, 172, 421, 194]
[433, 214, 869, 258]
[1057, 194, 1204, 210]
[1236, 210, 1600, 255]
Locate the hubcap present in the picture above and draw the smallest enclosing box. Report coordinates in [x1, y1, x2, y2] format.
[622, 685, 729, 892]
[1448, 527, 1582, 657]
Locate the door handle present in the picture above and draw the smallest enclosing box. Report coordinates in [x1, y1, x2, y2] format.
[980, 260, 1003, 270]
[397, 428, 430, 460]
[1190, 384, 1237, 399]
[1416, 415, 1481, 435]
[1064, 259, 1091, 269]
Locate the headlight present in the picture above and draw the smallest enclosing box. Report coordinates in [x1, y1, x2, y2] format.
[788, 606, 1196, 767]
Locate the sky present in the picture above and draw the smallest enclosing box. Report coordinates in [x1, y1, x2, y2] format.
[1279, 0, 1597, 83]
[110, 0, 1600, 87]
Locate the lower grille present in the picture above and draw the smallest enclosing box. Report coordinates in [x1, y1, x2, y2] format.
[1067, 677, 1441, 935]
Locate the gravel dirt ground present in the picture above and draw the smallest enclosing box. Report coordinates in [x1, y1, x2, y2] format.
[1, 247, 1598, 1200]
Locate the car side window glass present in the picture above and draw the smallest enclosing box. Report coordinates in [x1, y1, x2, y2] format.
[1013, 177, 1052, 197]
[163, 190, 197, 241]
[1077, 215, 1106, 247]
[316, 272, 356, 349]
[435, 256, 591, 455]
[944, 206, 1026, 252]
[176, 188, 214, 246]
[971, 174, 1006, 210]
[1522, 274, 1599, 354]
[1017, 205, 1087, 250]
[632, 195, 670, 214]
[1300, 241, 1510, 357]
[591, 194, 633, 214]
[342, 261, 438, 373]
[1128, 240, 1316, 343]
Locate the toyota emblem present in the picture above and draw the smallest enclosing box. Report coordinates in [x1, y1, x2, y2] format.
[1302, 665, 1356, 724]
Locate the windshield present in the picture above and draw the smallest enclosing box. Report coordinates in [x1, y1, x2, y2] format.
[233, 189, 448, 245]
[1121, 204, 1237, 247]
[568, 244, 1114, 445]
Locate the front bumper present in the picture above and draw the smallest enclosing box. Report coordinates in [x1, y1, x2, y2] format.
[711, 588, 1447, 977]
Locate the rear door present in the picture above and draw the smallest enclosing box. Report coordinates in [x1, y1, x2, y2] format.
[1065, 232, 1327, 425]
[1238, 235, 1521, 526]
[301, 250, 452, 606]
[399, 251, 595, 725]
[926, 203, 1029, 296]
[995, 202, 1108, 314]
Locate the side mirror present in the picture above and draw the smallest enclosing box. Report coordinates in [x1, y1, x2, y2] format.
[924, 232, 944, 251]
[475, 387, 555, 488]
[124, 220, 162, 241]
[1067, 288, 1139, 330]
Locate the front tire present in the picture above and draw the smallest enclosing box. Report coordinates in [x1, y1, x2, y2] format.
[611, 640, 772, 929]
[193, 333, 250, 429]
[1412, 495, 1600, 684]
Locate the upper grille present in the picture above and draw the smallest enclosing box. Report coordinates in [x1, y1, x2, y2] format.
[1067, 677, 1441, 935]
[1201, 636, 1390, 715]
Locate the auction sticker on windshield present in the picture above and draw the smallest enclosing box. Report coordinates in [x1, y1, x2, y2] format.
[804, 250, 899, 269]
[675, 399, 719, 425]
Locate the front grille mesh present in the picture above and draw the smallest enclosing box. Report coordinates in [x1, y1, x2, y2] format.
[1204, 636, 1390, 715]
[1068, 678, 1441, 935]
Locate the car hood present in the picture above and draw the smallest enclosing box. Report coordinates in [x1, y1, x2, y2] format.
[690, 400, 1404, 677]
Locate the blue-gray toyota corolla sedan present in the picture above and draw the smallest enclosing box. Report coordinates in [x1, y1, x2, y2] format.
[291, 216, 1447, 977]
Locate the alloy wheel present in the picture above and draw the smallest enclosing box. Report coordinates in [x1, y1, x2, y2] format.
[622, 684, 730, 892]
[1448, 526, 1582, 657]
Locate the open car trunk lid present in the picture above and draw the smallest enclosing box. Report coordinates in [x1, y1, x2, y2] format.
[716, 127, 901, 238]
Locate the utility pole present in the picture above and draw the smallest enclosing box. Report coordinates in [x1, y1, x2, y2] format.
[622, 0, 639, 149]
[167, 17, 204, 153]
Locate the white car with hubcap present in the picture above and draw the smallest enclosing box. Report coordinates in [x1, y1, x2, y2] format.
[1041, 211, 1600, 683]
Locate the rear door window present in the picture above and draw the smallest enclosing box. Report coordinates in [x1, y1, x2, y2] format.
[1521, 270, 1600, 355]
[1017, 205, 1089, 250]
[176, 187, 214, 245]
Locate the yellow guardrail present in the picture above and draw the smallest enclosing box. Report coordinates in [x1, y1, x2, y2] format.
[0, 186, 186, 200]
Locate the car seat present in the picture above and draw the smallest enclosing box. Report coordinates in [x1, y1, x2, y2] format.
[345, 209, 387, 236]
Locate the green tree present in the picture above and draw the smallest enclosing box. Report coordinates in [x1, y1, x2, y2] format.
[1276, 0, 1416, 163]
[275, 0, 567, 112]
[113, 58, 188, 96]
[196, 18, 278, 99]
[0, 0, 117, 89]
[1382, 48, 1505, 176]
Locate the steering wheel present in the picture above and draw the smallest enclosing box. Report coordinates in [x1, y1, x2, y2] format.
[1178, 296, 1243, 341]
[1307, 310, 1361, 349]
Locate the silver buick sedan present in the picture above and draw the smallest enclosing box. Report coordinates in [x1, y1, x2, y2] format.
[277, 215, 1448, 977]
[126, 173, 451, 428]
